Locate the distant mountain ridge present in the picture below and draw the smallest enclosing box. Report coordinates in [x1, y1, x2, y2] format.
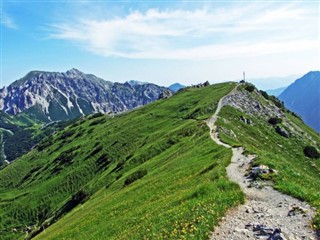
[169, 83, 186, 92]
[0, 69, 171, 121]
[279, 71, 320, 132]
[266, 86, 287, 97]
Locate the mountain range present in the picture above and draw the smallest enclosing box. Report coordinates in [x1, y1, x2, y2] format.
[279, 71, 320, 132]
[0, 68, 170, 122]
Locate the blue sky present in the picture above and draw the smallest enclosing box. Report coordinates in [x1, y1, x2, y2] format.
[1, 1, 319, 89]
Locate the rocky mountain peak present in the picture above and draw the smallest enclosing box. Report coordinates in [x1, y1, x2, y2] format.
[126, 80, 148, 86]
[0, 69, 172, 121]
[65, 68, 87, 79]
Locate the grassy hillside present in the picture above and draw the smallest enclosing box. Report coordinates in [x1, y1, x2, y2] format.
[216, 86, 320, 229]
[0, 82, 245, 240]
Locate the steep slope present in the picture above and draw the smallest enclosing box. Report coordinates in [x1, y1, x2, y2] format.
[0, 83, 242, 240]
[279, 71, 320, 132]
[0, 69, 170, 121]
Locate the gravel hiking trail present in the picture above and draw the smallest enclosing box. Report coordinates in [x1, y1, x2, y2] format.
[206, 85, 317, 240]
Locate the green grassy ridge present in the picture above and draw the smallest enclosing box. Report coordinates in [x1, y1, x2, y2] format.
[35, 127, 241, 240]
[0, 82, 244, 239]
[216, 89, 320, 229]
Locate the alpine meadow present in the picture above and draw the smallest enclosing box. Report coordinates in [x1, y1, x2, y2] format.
[0, 82, 319, 239]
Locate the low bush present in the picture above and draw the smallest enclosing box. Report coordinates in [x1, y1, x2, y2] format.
[89, 118, 106, 126]
[54, 147, 79, 165]
[304, 146, 320, 159]
[259, 90, 269, 100]
[90, 145, 103, 157]
[268, 117, 282, 125]
[245, 85, 255, 92]
[124, 169, 147, 186]
[269, 96, 284, 109]
[59, 129, 75, 140]
[37, 139, 53, 151]
[88, 112, 104, 120]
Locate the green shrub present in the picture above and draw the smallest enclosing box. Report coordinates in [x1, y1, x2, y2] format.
[124, 169, 147, 186]
[37, 139, 53, 151]
[54, 147, 79, 165]
[304, 146, 320, 159]
[90, 145, 103, 157]
[88, 112, 104, 120]
[268, 117, 282, 125]
[269, 96, 284, 109]
[259, 90, 269, 100]
[59, 129, 75, 140]
[245, 85, 255, 92]
[89, 118, 106, 126]
[290, 110, 302, 120]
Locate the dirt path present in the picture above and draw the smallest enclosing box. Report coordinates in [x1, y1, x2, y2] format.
[206, 86, 317, 240]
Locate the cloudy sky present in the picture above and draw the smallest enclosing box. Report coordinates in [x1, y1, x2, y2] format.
[1, 1, 319, 89]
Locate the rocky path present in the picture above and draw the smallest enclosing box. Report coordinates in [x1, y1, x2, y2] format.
[206, 87, 317, 240]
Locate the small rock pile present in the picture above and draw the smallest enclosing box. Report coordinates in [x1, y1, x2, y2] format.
[245, 224, 283, 240]
[192, 81, 210, 88]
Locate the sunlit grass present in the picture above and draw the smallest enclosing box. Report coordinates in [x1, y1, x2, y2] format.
[1, 83, 246, 239]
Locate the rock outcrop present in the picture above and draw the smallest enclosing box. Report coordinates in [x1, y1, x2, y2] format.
[222, 87, 284, 119]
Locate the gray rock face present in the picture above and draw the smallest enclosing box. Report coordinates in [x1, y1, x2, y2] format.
[0, 69, 171, 121]
[221, 85, 318, 144]
[222, 88, 284, 119]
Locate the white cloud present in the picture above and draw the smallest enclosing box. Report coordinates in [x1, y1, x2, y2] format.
[1, 13, 17, 29]
[49, 3, 319, 61]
